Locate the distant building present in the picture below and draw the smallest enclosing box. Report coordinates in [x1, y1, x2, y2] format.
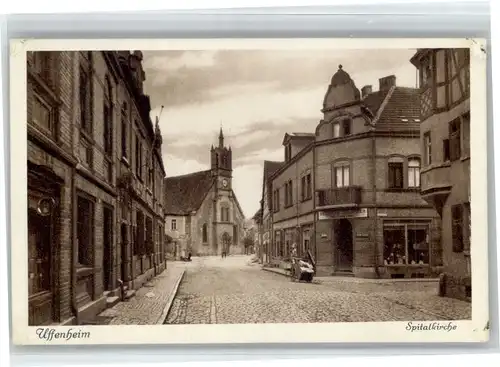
[268, 65, 442, 278]
[164, 129, 246, 256]
[258, 160, 283, 264]
[27, 51, 166, 326]
[410, 48, 471, 301]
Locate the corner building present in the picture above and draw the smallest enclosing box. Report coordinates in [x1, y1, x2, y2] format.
[410, 48, 471, 301]
[270, 66, 442, 279]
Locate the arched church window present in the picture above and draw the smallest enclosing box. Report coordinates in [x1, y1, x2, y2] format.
[202, 223, 208, 243]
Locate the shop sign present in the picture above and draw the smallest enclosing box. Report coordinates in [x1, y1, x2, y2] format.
[318, 208, 368, 220]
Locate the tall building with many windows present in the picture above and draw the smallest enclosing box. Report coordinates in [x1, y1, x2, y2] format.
[410, 48, 471, 301]
[268, 65, 442, 279]
[27, 50, 166, 326]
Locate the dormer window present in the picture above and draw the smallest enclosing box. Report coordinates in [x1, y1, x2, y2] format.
[332, 118, 352, 138]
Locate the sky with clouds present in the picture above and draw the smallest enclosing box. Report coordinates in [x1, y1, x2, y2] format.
[143, 48, 418, 218]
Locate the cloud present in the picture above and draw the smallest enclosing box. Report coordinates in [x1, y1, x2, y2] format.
[233, 148, 283, 165]
[163, 154, 207, 177]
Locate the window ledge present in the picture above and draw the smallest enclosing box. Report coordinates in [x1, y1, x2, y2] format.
[385, 188, 420, 193]
[76, 266, 94, 278]
[384, 264, 430, 267]
[421, 161, 451, 173]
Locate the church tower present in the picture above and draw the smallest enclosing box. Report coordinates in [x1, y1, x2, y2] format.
[210, 127, 232, 190]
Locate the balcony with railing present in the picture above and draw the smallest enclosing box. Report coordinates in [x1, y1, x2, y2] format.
[316, 186, 362, 209]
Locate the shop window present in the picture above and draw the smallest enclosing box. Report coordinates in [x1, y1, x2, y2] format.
[408, 158, 421, 188]
[77, 195, 94, 267]
[383, 223, 430, 265]
[28, 208, 52, 296]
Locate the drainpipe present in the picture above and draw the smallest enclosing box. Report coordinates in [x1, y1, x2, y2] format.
[371, 127, 380, 278]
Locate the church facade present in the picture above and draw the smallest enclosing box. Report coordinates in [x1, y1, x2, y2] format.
[165, 129, 246, 257]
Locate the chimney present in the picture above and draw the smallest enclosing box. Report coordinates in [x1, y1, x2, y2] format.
[379, 75, 396, 92]
[361, 85, 372, 98]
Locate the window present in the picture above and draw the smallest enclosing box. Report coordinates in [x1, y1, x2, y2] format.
[273, 189, 280, 212]
[146, 217, 153, 253]
[79, 66, 92, 134]
[420, 58, 433, 88]
[171, 219, 177, 231]
[449, 118, 461, 161]
[301, 174, 312, 201]
[32, 93, 55, 135]
[388, 162, 404, 189]
[32, 51, 53, 86]
[135, 133, 143, 179]
[332, 123, 340, 138]
[306, 174, 312, 200]
[342, 119, 351, 136]
[285, 180, 293, 207]
[424, 132, 432, 165]
[302, 230, 311, 254]
[103, 76, 113, 156]
[77, 195, 94, 267]
[451, 204, 464, 253]
[121, 103, 128, 159]
[383, 223, 429, 265]
[135, 211, 145, 256]
[221, 207, 230, 222]
[275, 230, 283, 257]
[408, 159, 421, 188]
[202, 223, 208, 243]
[443, 139, 450, 161]
[334, 163, 350, 188]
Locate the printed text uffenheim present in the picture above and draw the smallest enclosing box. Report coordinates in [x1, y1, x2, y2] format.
[36, 328, 91, 341]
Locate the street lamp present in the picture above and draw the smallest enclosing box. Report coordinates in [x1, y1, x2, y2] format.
[37, 197, 56, 217]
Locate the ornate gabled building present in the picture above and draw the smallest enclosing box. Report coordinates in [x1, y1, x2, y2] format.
[410, 48, 471, 301]
[267, 65, 442, 279]
[165, 129, 246, 257]
[26, 50, 166, 326]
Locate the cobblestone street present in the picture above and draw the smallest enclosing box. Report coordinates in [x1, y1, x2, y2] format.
[165, 255, 471, 324]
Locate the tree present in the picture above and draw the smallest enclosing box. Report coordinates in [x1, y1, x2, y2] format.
[243, 235, 255, 255]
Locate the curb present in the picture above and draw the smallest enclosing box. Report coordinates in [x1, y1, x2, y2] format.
[156, 268, 186, 324]
[262, 267, 289, 277]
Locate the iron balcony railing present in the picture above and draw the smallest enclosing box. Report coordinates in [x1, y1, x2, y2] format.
[316, 186, 362, 207]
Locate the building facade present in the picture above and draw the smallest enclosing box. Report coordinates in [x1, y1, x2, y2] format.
[258, 161, 283, 264]
[410, 48, 471, 301]
[268, 66, 442, 279]
[27, 50, 166, 326]
[165, 129, 246, 256]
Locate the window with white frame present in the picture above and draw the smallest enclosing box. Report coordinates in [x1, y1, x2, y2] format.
[334, 162, 350, 188]
[424, 132, 432, 165]
[171, 219, 177, 231]
[408, 158, 421, 188]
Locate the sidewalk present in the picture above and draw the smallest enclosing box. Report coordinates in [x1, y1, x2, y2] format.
[262, 266, 438, 284]
[98, 263, 186, 325]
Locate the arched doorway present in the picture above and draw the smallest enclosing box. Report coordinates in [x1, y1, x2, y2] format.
[222, 232, 231, 255]
[334, 219, 354, 272]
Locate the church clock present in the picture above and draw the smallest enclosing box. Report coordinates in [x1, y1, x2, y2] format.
[221, 178, 228, 188]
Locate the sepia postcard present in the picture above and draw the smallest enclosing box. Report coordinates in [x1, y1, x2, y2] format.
[9, 38, 489, 345]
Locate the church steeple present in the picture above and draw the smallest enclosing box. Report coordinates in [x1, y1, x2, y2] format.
[211, 127, 232, 176]
[219, 126, 224, 148]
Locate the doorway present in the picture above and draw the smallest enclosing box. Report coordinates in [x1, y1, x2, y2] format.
[222, 232, 231, 255]
[334, 219, 354, 271]
[103, 206, 114, 291]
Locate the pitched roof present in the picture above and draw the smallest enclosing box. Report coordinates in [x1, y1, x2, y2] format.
[263, 160, 283, 180]
[374, 86, 421, 132]
[362, 89, 389, 117]
[164, 170, 214, 215]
